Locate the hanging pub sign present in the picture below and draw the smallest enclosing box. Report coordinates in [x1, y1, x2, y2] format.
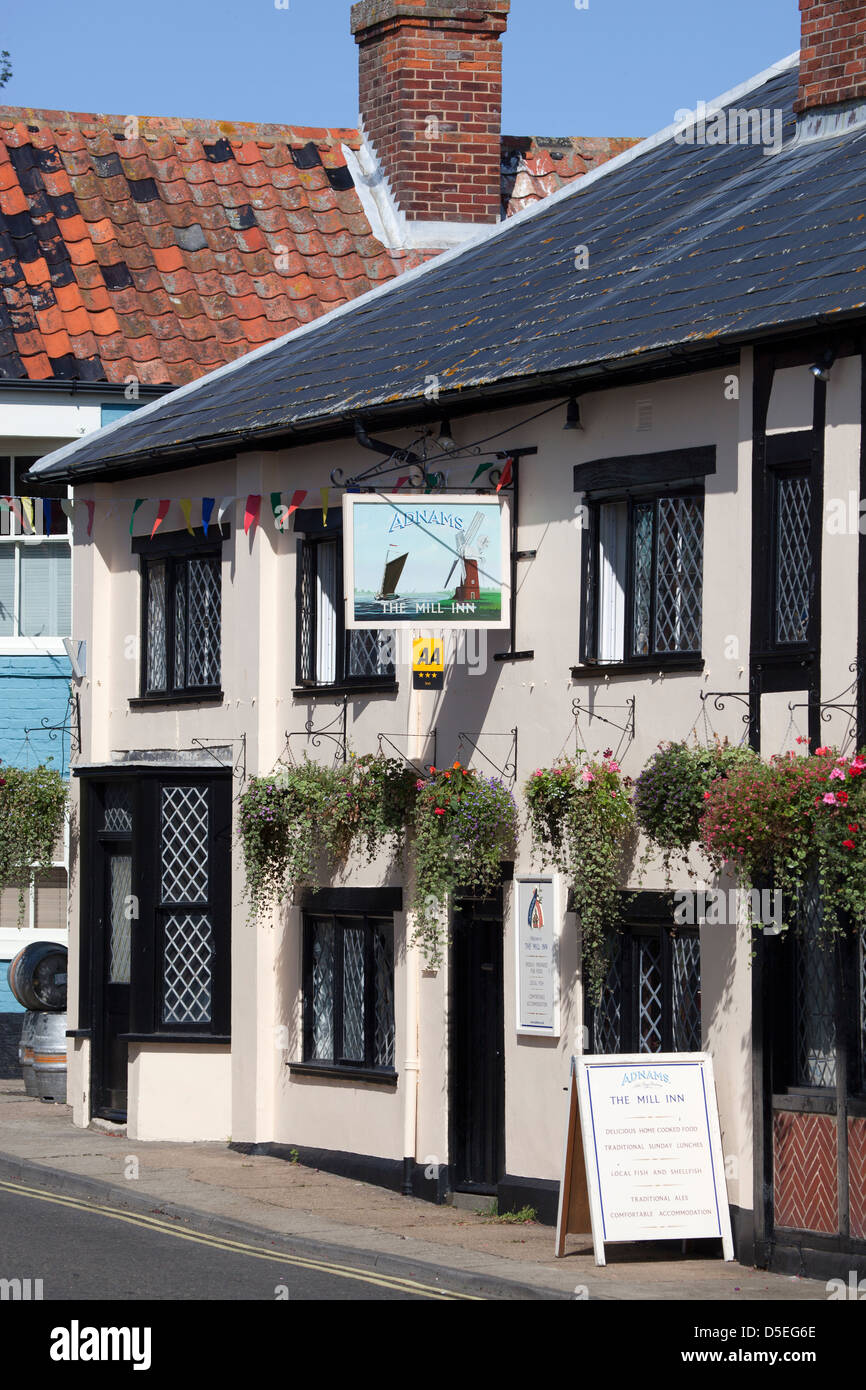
[515, 876, 560, 1037]
[342, 494, 510, 629]
[556, 1053, 734, 1266]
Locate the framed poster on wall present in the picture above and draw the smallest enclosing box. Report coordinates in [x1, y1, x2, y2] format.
[514, 875, 560, 1037]
[342, 493, 510, 630]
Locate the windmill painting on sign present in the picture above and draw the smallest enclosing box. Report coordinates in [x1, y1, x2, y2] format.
[342, 495, 510, 629]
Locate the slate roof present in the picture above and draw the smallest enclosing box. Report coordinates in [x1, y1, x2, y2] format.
[0, 106, 632, 387]
[34, 56, 863, 484]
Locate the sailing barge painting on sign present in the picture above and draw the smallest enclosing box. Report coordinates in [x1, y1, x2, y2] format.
[342, 495, 510, 629]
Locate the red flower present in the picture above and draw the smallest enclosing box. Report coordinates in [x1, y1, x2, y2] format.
[836, 790, 849, 805]
[849, 823, 860, 834]
[434, 808, 446, 816]
[843, 840, 856, 850]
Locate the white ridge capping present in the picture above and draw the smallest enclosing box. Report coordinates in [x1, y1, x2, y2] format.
[29, 50, 801, 481]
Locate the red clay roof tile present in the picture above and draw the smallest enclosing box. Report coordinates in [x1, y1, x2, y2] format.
[0, 105, 635, 384]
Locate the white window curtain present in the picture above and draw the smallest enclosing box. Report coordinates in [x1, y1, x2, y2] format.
[597, 502, 627, 661]
[315, 541, 338, 684]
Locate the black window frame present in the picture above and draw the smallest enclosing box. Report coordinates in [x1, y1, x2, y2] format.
[132, 527, 224, 704]
[77, 770, 232, 1045]
[294, 526, 397, 695]
[299, 905, 397, 1083]
[579, 483, 705, 669]
[766, 450, 819, 654]
[586, 893, 702, 1055]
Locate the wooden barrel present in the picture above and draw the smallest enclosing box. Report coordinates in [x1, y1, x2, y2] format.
[18, 1011, 40, 1098]
[7, 943, 67, 1012]
[31, 1011, 67, 1103]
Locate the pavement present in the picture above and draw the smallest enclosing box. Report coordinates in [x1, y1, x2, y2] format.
[0, 1081, 829, 1301]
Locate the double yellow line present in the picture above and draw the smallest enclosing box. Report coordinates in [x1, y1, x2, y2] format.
[0, 1178, 481, 1301]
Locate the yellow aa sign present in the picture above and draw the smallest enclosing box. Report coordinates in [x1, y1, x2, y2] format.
[412, 638, 444, 674]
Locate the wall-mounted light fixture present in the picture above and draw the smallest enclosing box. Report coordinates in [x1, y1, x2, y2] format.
[810, 348, 836, 381]
[564, 396, 583, 430]
[436, 418, 457, 451]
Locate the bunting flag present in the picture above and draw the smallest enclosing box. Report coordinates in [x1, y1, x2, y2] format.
[85, 500, 95, 537]
[270, 491, 283, 529]
[470, 462, 490, 484]
[42, 498, 52, 534]
[285, 490, 307, 531]
[244, 494, 262, 536]
[3, 496, 23, 528]
[320, 486, 329, 527]
[129, 499, 145, 536]
[201, 497, 215, 537]
[60, 499, 75, 525]
[20, 497, 34, 533]
[150, 499, 170, 539]
[496, 457, 513, 493]
[179, 498, 194, 536]
[217, 496, 235, 530]
[394, 476, 411, 490]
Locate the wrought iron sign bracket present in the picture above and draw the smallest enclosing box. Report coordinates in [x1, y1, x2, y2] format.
[456, 728, 518, 783]
[24, 688, 81, 757]
[285, 695, 349, 765]
[572, 697, 635, 741]
[190, 734, 247, 781]
[377, 729, 438, 778]
[698, 690, 752, 731]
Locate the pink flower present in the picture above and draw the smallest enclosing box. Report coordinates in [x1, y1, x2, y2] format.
[608, 760, 621, 772]
[581, 769, 595, 783]
[416, 780, 425, 790]
[823, 793, 837, 805]
[829, 767, 845, 780]
[815, 746, 831, 756]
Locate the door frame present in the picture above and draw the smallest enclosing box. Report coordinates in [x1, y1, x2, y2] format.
[448, 883, 506, 1194]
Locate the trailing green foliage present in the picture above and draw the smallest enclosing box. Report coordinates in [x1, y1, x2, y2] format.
[525, 754, 635, 1006]
[0, 761, 67, 923]
[238, 753, 415, 920]
[633, 740, 758, 878]
[700, 744, 866, 938]
[410, 762, 518, 968]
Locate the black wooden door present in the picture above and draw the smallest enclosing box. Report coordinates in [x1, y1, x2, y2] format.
[450, 892, 505, 1192]
[94, 842, 132, 1119]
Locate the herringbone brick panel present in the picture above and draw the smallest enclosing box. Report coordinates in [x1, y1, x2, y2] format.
[773, 1112, 838, 1234]
[848, 1117, 866, 1240]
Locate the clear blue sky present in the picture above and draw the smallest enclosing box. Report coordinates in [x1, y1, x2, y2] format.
[2, 0, 800, 138]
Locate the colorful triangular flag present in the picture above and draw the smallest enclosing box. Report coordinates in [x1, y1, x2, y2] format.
[244, 495, 262, 536]
[151, 499, 170, 539]
[129, 499, 145, 536]
[179, 498, 194, 536]
[496, 457, 513, 493]
[201, 498, 215, 537]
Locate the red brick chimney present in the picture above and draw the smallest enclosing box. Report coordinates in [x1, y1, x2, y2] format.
[795, 0, 866, 112]
[351, 0, 510, 225]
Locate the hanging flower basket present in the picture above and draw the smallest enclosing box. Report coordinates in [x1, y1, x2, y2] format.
[410, 763, 518, 968]
[0, 761, 67, 925]
[525, 753, 634, 1006]
[633, 740, 757, 879]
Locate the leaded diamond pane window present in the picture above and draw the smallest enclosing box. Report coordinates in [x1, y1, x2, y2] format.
[672, 934, 702, 1051]
[142, 547, 221, 697]
[654, 498, 703, 654]
[795, 873, 837, 1088]
[146, 562, 168, 692]
[296, 534, 394, 688]
[102, 784, 132, 833]
[161, 785, 209, 904]
[303, 911, 395, 1072]
[162, 912, 214, 1025]
[775, 473, 812, 645]
[108, 854, 133, 985]
[588, 923, 700, 1056]
[585, 489, 703, 665]
[638, 934, 664, 1052]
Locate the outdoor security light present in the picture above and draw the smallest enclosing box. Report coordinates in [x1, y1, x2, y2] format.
[436, 419, 457, 451]
[810, 348, 836, 381]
